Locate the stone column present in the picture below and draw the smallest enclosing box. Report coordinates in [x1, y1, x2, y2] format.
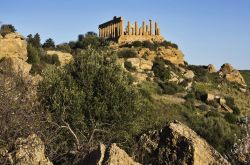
[139, 27, 142, 35]
[120, 18, 124, 36]
[149, 20, 153, 36]
[157, 27, 161, 35]
[127, 21, 131, 35]
[146, 25, 149, 36]
[112, 24, 114, 37]
[142, 21, 146, 35]
[135, 21, 138, 35]
[132, 27, 135, 35]
[155, 22, 158, 35]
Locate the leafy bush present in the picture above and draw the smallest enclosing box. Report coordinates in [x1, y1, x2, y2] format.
[195, 89, 207, 101]
[38, 48, 144, 163]
[41, 54, 60, 65]
[117, 49, 137, 58]
[225, 96, 240, 115]
[143, 41, 156, 51]
[224, 113, 238, 124]
[159, 82, 184, 95]
[0, 24, 16, 36]
[188, 65, 209, 82]
[152, 57, 171, 81]
[27, 44, 40, 64]
[124, 61, 136, 72]
[132, 41, 143, 47]
[187, 115, 242, 154]
[42, 38, 55, 49]
[160, 40, 178, 49]
[56, 43, 71, 53]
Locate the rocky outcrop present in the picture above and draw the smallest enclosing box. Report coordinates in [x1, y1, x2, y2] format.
[157, 46, 185, 65]
[136, 120, 230, 165]
[81, 143, 140, 165]
[207, 64, 216, 73]
[0, 134, 53, 165]
[183, 70, 195, 79]
[14, 134, 53, 165]
[0, 32, 27, 61]
[46, 50, 73, 66]
[219, 63, 246, 86]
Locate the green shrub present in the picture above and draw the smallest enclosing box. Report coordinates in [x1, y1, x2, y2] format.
[38, 48, 144, 163]
[161, 40, 178, 49]
[27, 44, 40, 64]
[195, 90, 207, 101]
[188, 65, 209, 82]
[159, 82, 184, 95]
[0, 24, 16, 36]
[132, 41, 143, 47]
[42, 54, 60, 65]
[224, 113, 237, 124]
[205, 111, 221, 118]
[117, 49, 137, 58]
[188, 116, 242, 154]
[124, 61, 136, 72]
[225, 96, 240, 115]
[152, 57, 171, 81]
[143, 41, 156, 51]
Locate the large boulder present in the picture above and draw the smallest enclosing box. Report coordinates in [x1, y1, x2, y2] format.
[157, 46, 185, 65]
[219, 63, 246, 86]
[81, 143, 140, 165]
[0, 32, 27, 61]
[0, 134, 53, 165]
[136, 120, 230, 165]
[46, 50, 73, 66]
[207, 64, 217, 73]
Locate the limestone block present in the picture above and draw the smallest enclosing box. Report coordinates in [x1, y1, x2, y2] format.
[184, 70, 195, 79]
[0, 32, 27, 61]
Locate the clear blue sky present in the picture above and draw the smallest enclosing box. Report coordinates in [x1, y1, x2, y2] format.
[1, 0, 249, 69]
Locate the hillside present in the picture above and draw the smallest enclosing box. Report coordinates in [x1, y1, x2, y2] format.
[240, 70, 250, 87]
[0, 26, 249, 165]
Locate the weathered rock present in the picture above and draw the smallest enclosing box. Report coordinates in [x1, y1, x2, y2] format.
[81, 143, 140, 165]
[220, 63, 234, 74]
[219, 63, 246, 86]
[157, 46, 184, 65]
[125, 58, 153, 72]
[206, 93, 215, 101]
[184, 70, 195, 79]
[0, 57, 31, 79]
[140, 59, 153, 70]
[136, 121, 230, 165]
[14, 134, 53, 165]
[126, 58, 140, 71]
[0, 32, 27, 61]
[46, 50, 73, 66]
[207, 64, 216, 73]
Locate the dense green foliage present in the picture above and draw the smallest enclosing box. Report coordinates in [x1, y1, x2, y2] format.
[38, 48, 148, 163]
[152, 57, 171, 81]
[42, 38, 55, 49]
[240, 70, 250, 87]
[117, 48, 137, 58]
[0, 24, 16, 36]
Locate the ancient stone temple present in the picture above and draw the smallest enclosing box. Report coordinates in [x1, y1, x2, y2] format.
[98, 16, 164, 43]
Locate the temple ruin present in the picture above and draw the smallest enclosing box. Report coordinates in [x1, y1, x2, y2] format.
[98, 16, 164, 43]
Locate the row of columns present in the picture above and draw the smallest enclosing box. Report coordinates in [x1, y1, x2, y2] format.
[125, 20, 160, 36]
[99, 20, 124, 38]
[99, 18, 161, 38]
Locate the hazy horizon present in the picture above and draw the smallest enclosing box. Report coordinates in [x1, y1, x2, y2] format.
[1, 0, 249, 69]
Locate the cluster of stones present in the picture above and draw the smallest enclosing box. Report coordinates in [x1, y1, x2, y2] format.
[99, 16, 163, 43]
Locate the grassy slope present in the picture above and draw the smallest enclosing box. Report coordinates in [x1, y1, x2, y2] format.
[240, 70, 250, 87]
